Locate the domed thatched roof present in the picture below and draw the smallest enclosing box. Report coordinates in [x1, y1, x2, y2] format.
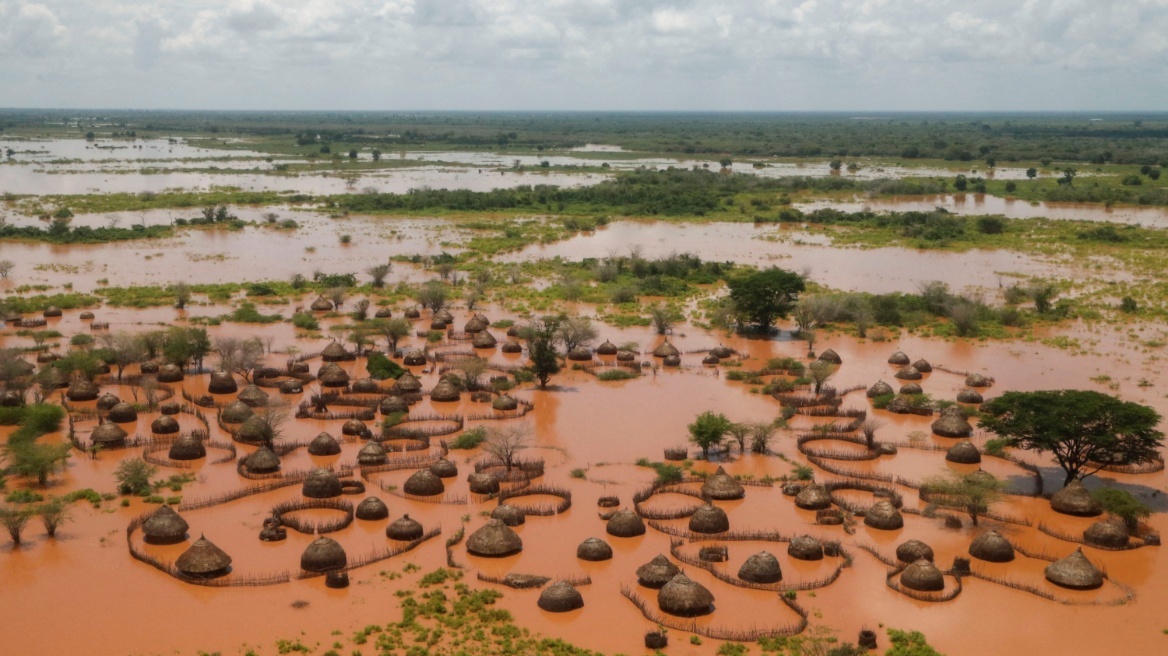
[43, 305, 62, 317]
[1044, 548, 1103, 590]
[236, 415, 272, 445]
[467, 518, 523, 557]
[864, 500, 904, 530]
[402, 350, 427, 366]
[468, 472, 500, 495]
[711, 345, 734, 359]
[492, 395, 518, 411]
[818, 348, 842, 364]
[867, 381, 894, 398]
[899, 383, 923, 395]
[380, 395, 409, 415]
[66, 379, 100, 401]
[888, 351, 911, 365]
[91, 421, 128, 446]
[965, 373, 992, 388]
[465, 315, 489, 333]
[243, 446, 280, 473]
[358, 441, 387, 466]
[301, 536, 347, 572]
[658, 574, 714, 617]
[37, 367, 67, 389]
[79, 311, 95, 320]
[356, 496, 389, 521]
[430, 320, 447, 332]
[169, 434, 206, 460]
[302, 468, 343, 499]
[393, 371, 423, 393]
[788, 535, 824, 561]
[107, 402, 138, 423]
[157, 364, 184, 383]
[932, 407, 972, 438]
[969, 530, 1015, 562]
[208, 370, 238, 394]
[307, 432, 342, 456]
[701, 466, 745, 500]
[702, 354, 720, 365]
[894, 365, 922, 380]
[352, 377, 380, 394]
[616, 350, 636, 361]
[96, 393, 120, 411]
[342, 418, 368, 437]
[318, 362, 350, 387]
[567, 346, 593, 361]
[387, 514, 424, 540]
[176, 536, 232, 577]
[430, 379, 461, 402]
[221, 401, 253, 424]
[538, 581, 584, 612]
[404, 307, 421, 319]
[404, 469, 445, 496]
[151, 415, 181, 435]
[237, 384, 269, 408]
[795, 484, 832, 510]
[636, 554, 680, 588]
[663, 355, 681, 367]
[688, 504, 730, 534]
[946, 441, 981, 464]
[596, 340, 618, 355]
[374, 308, 393, 319]
[321, 341, 349, 362]
[738, 551, 782, 584]
[278, 380, 303, 394]
[143, 505, 189, 545]
[472, 331, 497, 349]
[901, 559, 945, 592]
[501, 340, 523, 354]
[1050, 480, 1102, 517]
[911, 358, 932, 372]
[576, 537, 613, 561]
[966, 469, 996, 485]
[606, 509, 646, 537]
[160, 401, 181, 415]
[429, 458, 457, 478]
[435, 309, 455, 324]
[652, 340, 680, 358]
[311, 296, 334, 312]
[956, 388, 984, 404]
[1084, 518, 1129, 549]
[896, 540, 935, 564]
[490, 504, 525, 527]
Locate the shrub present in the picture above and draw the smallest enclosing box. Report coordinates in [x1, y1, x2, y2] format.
[291, 313, 320, 331]
[366, 351, 405, 380]
[1091, 488, 1151, 531]
[597, 369, 637, 381]
[449, 427, 487, 450]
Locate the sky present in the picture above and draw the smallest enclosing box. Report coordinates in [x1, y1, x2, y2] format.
[2, 0, 1167, 112]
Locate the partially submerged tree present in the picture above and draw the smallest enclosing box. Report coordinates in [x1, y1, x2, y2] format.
[749, 422, 778, 454]
[482, 425, 532, 474]
[0, 259, 14, 279]
[648, 303, 684, 335]
[1091, 488, 1151, 532]
[858, 419, 884, 449]
[100, 332, 146, 382]
[922, 470, 1006, 526]
[366, 263, 392, 288]
[213, 336, 265, 381]
[37, 497, 72, 538]
[114, 458, 157, 496]
[173, 281, 191, 310]
[0, 506, 32, 546]
[371, 318, 411, 354]
[415, 280, 448, 311]
[3, 442, 71, 487]
[807, 361, 837, 395]
[727, 267, 805, 332]
[524, 315, 563, 389]
[556, 316, 599, 353]
[688, 411, 733, 460]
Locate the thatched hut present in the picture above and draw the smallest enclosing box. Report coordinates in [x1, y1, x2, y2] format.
[380, 395, 409, 415]
[79, 311, 95, 320]
[867, 381, 894, 398]
[965, 373, 992, 388]
[430, 379, 461, 402]
[652, 340, 680, 358]
[142, 505, 189, 545]
[435, 309, 455, 324]
[208, 370, 238, 394]
[96, 393, 121, 412]
[242, 446, 280, 474]
[37, 367, 67, 389]
[342, 418, 368, 437]
[711, 345, 734, 359]
[966, 469, 996, 486]
[567, 347, 593, 362]
[894, 365, 922, 381]
[738, 551, 782, 584]
[279, 379, 304, 394]
[160, 401, 181, 415]
[865, 500, 904, 530]
[896, 540, 935, 564]
[899, 382, 923, 395]
[310, 296, 333, 312]
[467, 518, 523, 557]
[151, 415, 180, 435]
[393, 371, 423, 394]
[472, 331, 497, 349]
[931, 406, 972, 438]
[351, 378, 379, 394]
[402, 350, 428, 366]
[968, 530, 1015, 562]
[175, 536, 232, 578]
[357, 441, 387, 466]
[606, 509, 646, 537]
[464, 315, 488, 333]
[637, 555, 680, 588]
[1084, 518, 1129, 549]
[429, 458, 458, 478]
[911, 358, 932, 373]
[596, 340, 618, 356]
[491, 504, 526, 527]
[658, 574, 714, 617]
[221, 400, 253, 424]
[468, 472, 500, 495]
[91, 421, 128, 447]
[66, 379, 100, 402]
[430, 319, 447, 332]
[374, 308, 393, 319]
[538, 581, 584, 612]
[501, 340, 523, 354]
[237, 384, 269, 408]
[321, 341, 350, 362]
[169, 434, 206, 460]
[356, 496, 389, 521]
[387, 514, 424, 540]
[795, 484, 832, 511]
[888, 351, 911, 365]
[157, 364, 184, 383]
[818, 348, 842, 365]
[1050, 480, 1103, 517]
[576, 537, 613, 561]
[901, 559, 945, 592]
[301, 536, 347, 572]
[43, 305, 63, 318]
[1044, 548, 1103, 590]
[788, 535, 824, 561]
[945, 441, 981, 464]
[318, 362, 350, 387]
[236, 415, 272, 445]
[701, 466, 745, 500]
[702, 354, 719, 365]
[404, 307, 421, 319]
[616, 350, 636, 362]
[492, 395, 518, 412]
[290, 362, 311, 375]
[688, 504, 730, 534]
[956, 388, 984, 404]
[302, 468, 343, 499]
[404, 469, 445, 496]
[107, 402, 138, 423]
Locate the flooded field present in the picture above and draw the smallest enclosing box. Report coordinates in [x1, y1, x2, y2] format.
[801, 194, 1168, 226]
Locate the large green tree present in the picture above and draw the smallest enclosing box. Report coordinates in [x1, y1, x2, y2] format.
[523, 315, 563, 389]
[980, 390, 1163, 486]
[688, 411, 733, 460]
[727, 267, 805, 331]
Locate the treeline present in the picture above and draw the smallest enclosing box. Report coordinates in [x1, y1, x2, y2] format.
[0, 223, 171, 244]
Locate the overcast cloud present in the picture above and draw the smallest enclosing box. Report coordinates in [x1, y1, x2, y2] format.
[2, 0, 1167, 111]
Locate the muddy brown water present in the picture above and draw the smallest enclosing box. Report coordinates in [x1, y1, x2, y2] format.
[801, 194, 1168, 226]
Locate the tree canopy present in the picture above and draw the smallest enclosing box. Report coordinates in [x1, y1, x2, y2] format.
[727, 267, 805, 331]
[688, 411, 733, 460]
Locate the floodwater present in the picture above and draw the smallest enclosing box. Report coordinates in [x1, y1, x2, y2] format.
[801, 194, 1168, 226]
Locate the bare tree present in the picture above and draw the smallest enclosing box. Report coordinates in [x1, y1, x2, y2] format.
[352, 298, 370, 321]
[326, 286, 347, 310]
[808, 361, 837, 395]
[214, 336, 265, 381]
[463, 285, 484, 311]
[556, 316, 598, 353]
[749, 422, 777, 454]
[0, 259, 14, 279]
[482, 424, 532, 474]
[858, 419, 884, 449]
[366, 263, 392, 288]
[457, 358, 489, 391]
[648, 303, 683, 335]
[100, 332, 146, 382]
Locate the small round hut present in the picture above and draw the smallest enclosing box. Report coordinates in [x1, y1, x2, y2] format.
[576, 537, 613, 561]
[818, 348, 842, 364]
[652, 340, 680, 358]
[318, 362, 350, 388]
[795, 484, 832, 511]
[237, 384, 269, 408]
[472, 331, 497, 349]
[1050, 480, 1103, 517]
[243, 446, 280, 474]
[380, 395, 409, 415]
[657, 574, 714, 617]
[208, 370, 238, 394]
[221, 401, 253, 424]
[932, 406, 973, 438]
[567, 347, 593, 362]
[1044, 548, 1104, 590]
[899, 382, 923, 395]
[894, 365, 922, 381]
[236, 415, 272, 445]
[352, 377, 379, 394]
[788, 535, 824, 561]
[430, 379, 461, 402]
[688, 504, 730, 534]
[96, 393, 121, 412]
[1084, 518, 1130, 549]
[321, 341, 349, 362]
[901, 559, 945, 592]
[157, 364, 184, 383]
[492, 395, 518, 411]
[636, 554, 680, 588]
[91, 421, 128, 448]
[864, 500, 904, 530]
[467, 472, 500, 495]
[152, 415, 181, 435]
[404, 469, 445, 496]
[956, 388, 984, 404]
[393, 371, 423, 394]
[491, 504, 526, 527]
[387, 514, 424, 540]
[738, 551, 782, 584]
[175, 536, 232, 578]
[302, 468, 343, 499]
[402, 350, 427, 366]
[501, 340, 523, 354]
[310, 296, 334, 312]
[301, 536, 347, 572]
[466, 518, 523, 557]
[107, 401, 138, 423]
[308, 432, 342, 456]
[357, 441, 387, 466]
[606, 509, 646, 537]
[356, 496, 389, 521]
[945, 441, 981, 464]
[464, 315, 488, 333]
[968, 530, 1015, 562]
[66, 379, 100, 402]
[429, 458, 458, 478]
[911, 358, 932, 373]
[867, 381, 894, 398]
[142, 505, 189, 545]
[168, 434, 206, 460]
[888, 351, 911, 365]
[896, 540, 935, 564]
[596, 340, 618, 355]
[711, 345, 734, 359]
[538, 581, 584, 612]
[342, 418, 368, 437]
[965, 373, 992, 388]
[278, 380, 303, 394]
[701, 466, 745, 500]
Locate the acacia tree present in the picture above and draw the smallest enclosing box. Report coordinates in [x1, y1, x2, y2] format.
[727, 267, 805, 332]
[366, 263, 391, 288]
[0, 259, 14, 279]
[648, 303, 683, 335]
[482, 425, 531, 474]
[980, 390, 1163, 487]
[371, 317, 411, 353]
[922, 471, 1006, 527]
[100, 332, 145, 382]
[524, 315, 563, 389]
[0, 506, 31, 546]
[556, 316, 598, 353]
[688, 411, 733, 460]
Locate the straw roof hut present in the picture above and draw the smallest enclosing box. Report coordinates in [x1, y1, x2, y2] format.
[501, 340, 523, 354]
[429, 319, 447, 331]
[788, 535, 824, 561]
[404, 469, 445, 496]
[464, 315, 488, 333]
[702, 354, 720, 365]
[899, 382, 923, 395]
[302, 468, 343, 499]
[158, 364, 184, 383]
[435, 309, 455, 324]
[538, 581, 584, 612]
[321, 341, 349, 362]
[663, 355, 681, 367]
[945, 441, 981, 464]
[175, 535, 232, 578]
[931, 406, 973, 438]
[652, 340, 680, 358]
[107, 402, 138, 423]
[301, 536, 347, 572]
[430, 379, 461, 402]
[658, 574, 714, 617]
[956, 388, 984, 404]
[738, 551, 783, 584]
[387, 514, 424, 540]
[91, 421, 128, 447]
[1044, 548, 1103, 590]
[901, 559, 945, 592]
[1051, 480, 1103, 517]
[139, 360, 160, 374]
[867, 381, 894, 398]
[616, 350, 636, 362]
[468, 472, 500, 495]
[473, 331, 497, 349]
[864, 500, 904, 530]
[467, 519, 523, 557]
[596, 340, 618, 355]
[492, 395, 518, 412]
[237, 384, 269, 408]
[567, 346, 592, 362]
[404, 307, 421, 319]
[37, 366, 67, 389]
[142, 505, 189, 544]
[290, 362, 310, 374]
[429, 458, 458, 478]
[688, 504, 730, 534]
[356, 496, 389, 521]
[606, 509, 646, 537]
[169, 434, 206, 460]
[896, 540, 935, 564]
[318, 362, 350, 387]
[243, 446, 280, 473]
[310, 296, 334, 312]
[966, 469, 996, 486]
[160, 401, 181, 415]
[818, 348, 842, 365]
[208, 370, 238, 394]
[43, 305, 63, 318]
[278, 379, 304, 394]
[795, 484, 832, 511]
[66, 379, 100, 402]
[894, 365, 922, 380]
[1084, 518, 1129, 549]
[968, 530, 1015, 562]
[0, 391, 20, 408]
[79, 311, 95, 320]
[965, 373, 991, 388]
[236, 415, 272, 445]
[393, 371, 423, 393]
[711, 345, 734, 359]
[96, 393, 121, 412]
[888, 351, 911, 365]
[636, 554, 681, 588]
[374, 308, 393, 319]
[357, 441, 387, 466]
[576, 537, 613, 561]
[701, 466, 745, 500]
[36, 351, 59, 364]
[380, 395, 409, 415]
[342, 418, 368, 437]
[911, 358, 932, 373]
[491, 504, 526, 527]
[221, 401, 253, 424]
